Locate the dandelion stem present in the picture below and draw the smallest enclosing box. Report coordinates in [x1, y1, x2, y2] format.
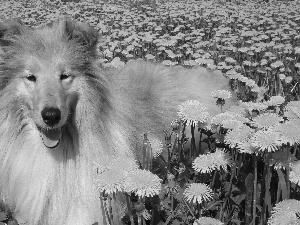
[286, 145, 291, 199]
[183, 198, 196, 219]
[125, 194, 135, 225]
[220, 163, 235, 221]
[252, 154, 257, 223]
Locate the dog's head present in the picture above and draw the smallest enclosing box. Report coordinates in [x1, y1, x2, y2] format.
[0, 19, 100, 148]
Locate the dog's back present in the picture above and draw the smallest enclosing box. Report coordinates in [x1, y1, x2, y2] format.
[111, 59, 236, 142]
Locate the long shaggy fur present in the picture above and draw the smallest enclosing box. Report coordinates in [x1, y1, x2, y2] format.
[0, 19, 235, 225]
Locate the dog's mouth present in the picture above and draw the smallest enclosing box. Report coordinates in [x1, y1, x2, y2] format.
[39, 127, 62, 148]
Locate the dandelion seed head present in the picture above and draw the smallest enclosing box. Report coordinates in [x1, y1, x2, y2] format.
[178, 100, 210, 126]
[124, 170, 162, 197]
[183, 183, 213, 204]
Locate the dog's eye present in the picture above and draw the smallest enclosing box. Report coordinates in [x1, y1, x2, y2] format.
[60, 72, 70, 80]
[26, 74, 36, 82]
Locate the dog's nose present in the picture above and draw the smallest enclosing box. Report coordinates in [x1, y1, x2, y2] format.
[41, 107, 61, 126]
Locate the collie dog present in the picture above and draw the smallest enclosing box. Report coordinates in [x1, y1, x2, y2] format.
[0, 19, 235, 225]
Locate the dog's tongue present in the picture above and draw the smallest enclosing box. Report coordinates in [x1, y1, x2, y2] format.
[41, 129, 61, 148]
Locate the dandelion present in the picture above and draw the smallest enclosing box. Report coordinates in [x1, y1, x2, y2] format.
[211, 112, 248, 126]
[193, 153, 217, 173]
[240, 101, 268, 112]
[270, 60, 284, 68]
[124, 169, 161, 198]
[290, 161, 300, 184]
[251, 113, 282, 129]
[250, 129, 280, 152]
[194, 217, 224, 225]
[268, 199, 300, 225]
[178, 100, 210, 126]
[222, 119, 243, 130]
[285, 102, 300, 119]
[275, 121, 300, 146]
[265, 95, 285, 106]
[289, 107, 300, 118]
[211, 90, 232, 99]
[183, 183, 213, 204]
[170, 119, 180, 131]
[225, 125, 254, 148]
[237, 140, 258, 154]
[110, 57, 125, 68]
[269, 151, 296, 170]
[286, 101, 300, 110]
[245, 79, 256, 87]
[148, 138, 164, 158]
[226, 105, 247, 116]
[193, 149, 232, 173]
[95, 167, 126, 194]
[94, 157, 138, 194]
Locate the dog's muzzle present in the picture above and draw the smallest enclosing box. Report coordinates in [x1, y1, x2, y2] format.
[40, 107, 63, 148]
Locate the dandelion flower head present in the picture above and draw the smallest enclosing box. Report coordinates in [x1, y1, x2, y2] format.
[236, 140, 258, 154]
[178, 100, 210, 126]
[194, 217, 224, 225]
[211, 112, 248, 126]
[222, 119, 243, 130]
[183, 183, 213, 204]
[124, 169, 162, 197]
[240, 101, 268, 112]
[290, 161, 300, 185]
[225, 125, 254, 148]
[193, 149, 232, 173]
[251, 113, 282, 129]
[148, 138, 164, 158]
[275, 121, 300, 146]
[265, 95, 285, 107]
[269, 151, 296, 170]
[268, 199, 300, 225]
[211, 90, 232, 99]
[95, 167, 126, 194]
[250, 129, 280, 152]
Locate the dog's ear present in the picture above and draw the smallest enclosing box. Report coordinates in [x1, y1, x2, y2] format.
[62, 19, 99, 50]
[0, 19, 24, 47]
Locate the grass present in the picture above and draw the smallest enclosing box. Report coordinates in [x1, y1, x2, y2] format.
[1, 0, 300, 224]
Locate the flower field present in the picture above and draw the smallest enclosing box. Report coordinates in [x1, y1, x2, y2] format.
[1, 0, 300, 224]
